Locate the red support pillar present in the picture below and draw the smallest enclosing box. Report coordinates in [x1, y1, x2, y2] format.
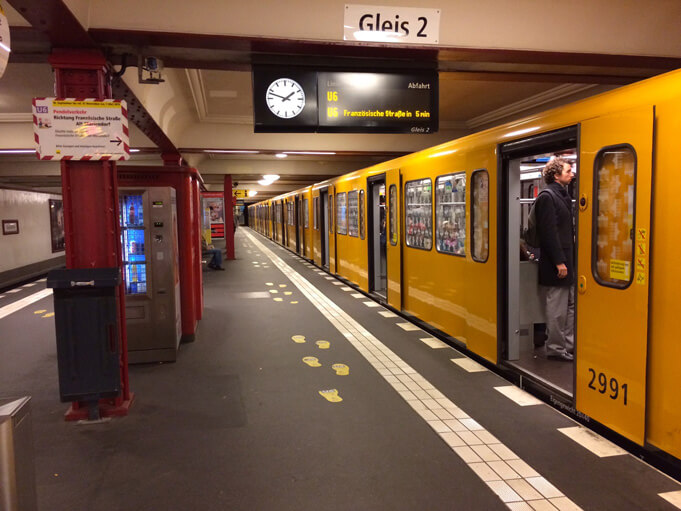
[49, 48, 132, 419]
[224, 175, 235, 260]
[191, 174, 203, 320]
[177, 174, 198, 340]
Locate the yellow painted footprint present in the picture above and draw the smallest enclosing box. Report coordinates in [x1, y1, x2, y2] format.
[279, 284, 287, 288]
[332, 363, 349, 376]
[290, 301, 298, 304]
[284, 291, 292, 296]
[265, 282, 273, 286]
[269, 289, 278, 294]
[302, 356, 321, 367]
[316, 340, 330, 350]
[34, 309, 47, 315]
[292, 335, 306, 343]
[273, 297, 283, 302]
[42, 312, 54, 318]
[319, 389, 343, 403]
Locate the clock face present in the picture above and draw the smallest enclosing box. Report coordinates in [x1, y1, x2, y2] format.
[266, 78, 306, 119]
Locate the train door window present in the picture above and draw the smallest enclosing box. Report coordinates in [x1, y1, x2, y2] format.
[348, 190, 359, 237]
[435, 173, 466, 256]
[336, 192, 347, 235]
[329, 194, 334, 233]
[359, 189, 365, 239]
[389, 185, 398, 246]
[593, 145, 636, 288]
[303, 198, 309, 228]
[405, 178, 433, 250]
[471, 169, 490, 262]
[313, 197, 319, 230]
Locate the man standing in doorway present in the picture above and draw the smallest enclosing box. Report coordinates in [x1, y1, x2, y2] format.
[536, 156, 575, 361]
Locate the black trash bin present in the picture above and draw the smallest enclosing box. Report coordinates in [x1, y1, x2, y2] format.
[47, 268, 122, 416]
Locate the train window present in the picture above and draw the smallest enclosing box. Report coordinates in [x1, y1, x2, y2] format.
[347, 191, 359, 237]
[336, 192, 347, 235]
[359, 190, 365, 239]
[471, 169, 490, 262]
[435, 173, 466, 256]
[313, 197, 319, 230]
[405, 178, 433, 250]
[593, 145, 636, 288]
[389, 185, 398, 246]
[290, 202, 295, 226]
[303, 199, 309, 228]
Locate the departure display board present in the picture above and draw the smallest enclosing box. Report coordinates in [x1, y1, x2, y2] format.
[317, 72, 437, 133]
[253, 67, 438, 134]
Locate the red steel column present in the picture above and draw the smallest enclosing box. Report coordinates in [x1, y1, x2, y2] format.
[224, 174, 235, 260]
[177, 173, 198, 340]
[191, 174, 203, 319]
[49, 49, 132, 419]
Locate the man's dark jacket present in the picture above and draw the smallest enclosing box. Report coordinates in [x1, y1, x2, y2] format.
[536, 182, 574, 287]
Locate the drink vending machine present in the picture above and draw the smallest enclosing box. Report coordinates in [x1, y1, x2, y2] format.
[119, 187, 182, 363]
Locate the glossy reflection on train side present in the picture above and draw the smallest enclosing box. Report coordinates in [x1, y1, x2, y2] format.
[250, 67, 681, 472]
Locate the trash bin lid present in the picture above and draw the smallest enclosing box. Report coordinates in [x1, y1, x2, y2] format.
[47, 267, 122, 288]
[0, 396, 31, 418]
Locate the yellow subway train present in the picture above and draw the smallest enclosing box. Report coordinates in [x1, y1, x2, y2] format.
[249, 67, 681, 469]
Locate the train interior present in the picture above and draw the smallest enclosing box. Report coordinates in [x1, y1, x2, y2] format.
[368, 178, 387, 299]
[503, 133, 578, 397]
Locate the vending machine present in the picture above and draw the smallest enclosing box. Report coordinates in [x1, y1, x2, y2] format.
[119, 187, 182, 363]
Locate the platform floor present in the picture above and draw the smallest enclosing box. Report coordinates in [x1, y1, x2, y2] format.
[1, 228, 681, 511]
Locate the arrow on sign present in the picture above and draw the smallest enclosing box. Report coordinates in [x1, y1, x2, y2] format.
[109, 136, 123, 146]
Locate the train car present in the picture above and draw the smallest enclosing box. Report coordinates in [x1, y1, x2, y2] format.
[249, 68, 681, 468]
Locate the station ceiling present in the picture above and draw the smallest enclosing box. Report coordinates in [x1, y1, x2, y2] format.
[1, 0, 681, 202]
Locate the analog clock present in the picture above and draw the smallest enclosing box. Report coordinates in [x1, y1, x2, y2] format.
[265, 78, 306, 119]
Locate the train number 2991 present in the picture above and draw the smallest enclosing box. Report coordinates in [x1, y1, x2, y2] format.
[587, 369, 628, 405]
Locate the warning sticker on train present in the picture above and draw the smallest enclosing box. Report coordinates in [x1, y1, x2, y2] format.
[32, 98, 130, 160]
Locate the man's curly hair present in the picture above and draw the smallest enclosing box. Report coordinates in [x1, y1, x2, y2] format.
[543, 157, 568, 184]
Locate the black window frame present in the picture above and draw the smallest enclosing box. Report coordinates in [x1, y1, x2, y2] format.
[404, 177, 433, 252]
[434, 171, 466, 257]
[591, 143, 637, 290]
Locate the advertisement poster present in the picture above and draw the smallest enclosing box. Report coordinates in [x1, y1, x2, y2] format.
[49, 199, 65, 252]
[202, 192, 225, 239]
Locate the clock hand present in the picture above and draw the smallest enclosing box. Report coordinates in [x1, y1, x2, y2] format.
[268, 92, 287, 100]
[282, 91, 296, 102]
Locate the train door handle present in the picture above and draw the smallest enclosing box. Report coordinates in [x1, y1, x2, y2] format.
[578, 275, 587, 294]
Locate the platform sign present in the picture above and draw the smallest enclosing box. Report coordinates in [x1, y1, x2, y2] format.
[0, 1, 10, 80]
[32, 98, 130, 160]
[344, 4, 441, 45]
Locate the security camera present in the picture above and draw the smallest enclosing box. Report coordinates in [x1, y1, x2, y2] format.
[138, 55, 165, 84]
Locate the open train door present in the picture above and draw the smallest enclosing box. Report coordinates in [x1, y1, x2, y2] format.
[329, 186, 337, 274]
[576, 106, 653, 445]
[386, 167, 402, 310]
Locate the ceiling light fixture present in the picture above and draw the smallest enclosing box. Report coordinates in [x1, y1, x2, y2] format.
[283, 151, 337, 155]
[275, 153, 288, 158]
[0, 149, 35, 154]
[258, 174, 280, 186]
[248, 190, 258, 197]
[205, 149, 260, 154]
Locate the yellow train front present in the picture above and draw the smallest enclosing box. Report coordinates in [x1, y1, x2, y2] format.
[249, 67, 681, 468]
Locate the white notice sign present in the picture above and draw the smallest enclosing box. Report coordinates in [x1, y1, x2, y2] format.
[344, 4, 441, 45]
[0, 1, 10, 80]
[33, 98, 130, 161]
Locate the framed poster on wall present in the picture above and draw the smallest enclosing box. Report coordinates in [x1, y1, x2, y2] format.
[48, 199, 65, 252]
